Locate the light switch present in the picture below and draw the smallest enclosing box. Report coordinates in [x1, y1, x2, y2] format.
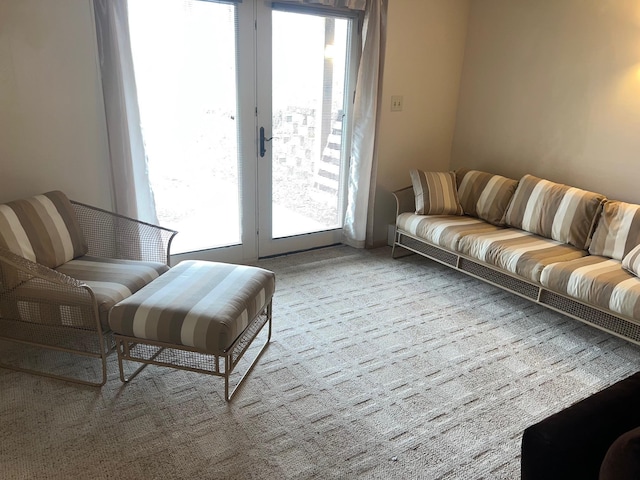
[391, 95, 403, 112]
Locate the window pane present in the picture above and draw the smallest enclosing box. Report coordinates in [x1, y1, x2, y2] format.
[271, 11, 350, 238]
[128, 0, 241, 254]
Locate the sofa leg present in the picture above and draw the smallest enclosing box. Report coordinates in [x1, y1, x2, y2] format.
[391, 243, 414, 259]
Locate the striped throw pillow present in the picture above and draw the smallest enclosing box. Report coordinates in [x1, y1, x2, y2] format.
[409, 170, 463, 216]
[504, 174, 605, 250]
[589, 201, 640, 261]
[622, 244, 640, 277]
[456, 168, 518, 226]
[0, 191, 88, 268]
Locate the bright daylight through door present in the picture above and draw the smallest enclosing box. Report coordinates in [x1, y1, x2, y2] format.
[270, 10, 350, 239]
[128, 0, 240, 255]
[128, 0, 357, 258]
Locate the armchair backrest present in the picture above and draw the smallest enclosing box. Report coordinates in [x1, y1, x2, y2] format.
[0, 191, 88, 268]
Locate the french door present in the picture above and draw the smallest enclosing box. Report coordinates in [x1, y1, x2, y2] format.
[128, 0, 361, 262]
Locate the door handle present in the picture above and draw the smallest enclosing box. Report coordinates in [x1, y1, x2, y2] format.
[259, 127, 272, 158]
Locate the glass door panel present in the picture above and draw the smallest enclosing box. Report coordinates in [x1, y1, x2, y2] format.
[271, 10, 350, 239]
[129, 0, 359, 261]
[257, 5, 357, 257]
[128, 0, 242, 255]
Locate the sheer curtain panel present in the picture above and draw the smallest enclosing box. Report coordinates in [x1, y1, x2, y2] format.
[343, 0, 386, 248]
[93, 0, 158, 223]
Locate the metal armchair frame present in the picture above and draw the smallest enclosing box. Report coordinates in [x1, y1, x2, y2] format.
[0, 201, 176, 386]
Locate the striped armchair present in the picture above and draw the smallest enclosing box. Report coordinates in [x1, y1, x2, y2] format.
[0, 191, 177, 385]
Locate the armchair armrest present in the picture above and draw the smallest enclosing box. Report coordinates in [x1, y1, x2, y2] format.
[0, 247, 112, 385]
[393, 186, 415, 218]
[0, 247, 99, 331]
[71, 201, 177, 265]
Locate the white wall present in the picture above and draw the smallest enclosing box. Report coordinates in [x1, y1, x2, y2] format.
[371, 0, 470, 246]
[452, 0, 640, 204]
[0, 0, 112, 207]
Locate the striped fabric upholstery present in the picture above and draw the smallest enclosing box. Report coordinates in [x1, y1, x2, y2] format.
[589, 201, 640, 261]
[458, 228, 589, 283]
[396, 213, 504, 251]
[455, 168, 518, 226]
[541, 256, 640, 321]
[0, 256, 168, 329]
[504, 175, 605, 250]
[0, 191, 87, 268]
[409, 170, 463, 216]
[622, 244, 640, 277]
[109, 260, 276, 354]
[56, 256, 169, 327]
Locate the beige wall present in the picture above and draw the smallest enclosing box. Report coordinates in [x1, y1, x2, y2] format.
[0, 0, 112, 207]
[7, 0, 639, 251]
[372, 0, 470, 246]
[452, 0, 640, 204]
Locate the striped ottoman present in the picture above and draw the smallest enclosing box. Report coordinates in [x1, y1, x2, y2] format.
[109, 260, 275, 400]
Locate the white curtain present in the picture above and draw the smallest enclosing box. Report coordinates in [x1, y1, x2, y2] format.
[343, 0, 386, 248]
[93, 0, 158, 224]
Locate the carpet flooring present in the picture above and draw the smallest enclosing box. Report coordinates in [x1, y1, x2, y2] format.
[2, 245, 640, 479]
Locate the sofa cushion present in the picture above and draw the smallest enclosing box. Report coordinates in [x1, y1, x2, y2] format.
[589, 201, 640, 261]
[56, 256, 169, 327]
[540, 256, 640, 321]
[455, 168, 518, 226]
[622, 244, 640, 278]
[0, 191, 87, 269]
[409, 170, 463, 216]
[504, 174, 605, 250]
[458, 228, 588, 283]
[396, 213, 504, 251]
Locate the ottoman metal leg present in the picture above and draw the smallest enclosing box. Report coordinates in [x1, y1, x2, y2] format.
[224, 301, 272, 400]
[116, 339, 164, 383]
[114, 301, 273, 401]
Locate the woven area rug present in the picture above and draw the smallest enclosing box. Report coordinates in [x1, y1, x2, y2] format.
[2, 245, 640, 479]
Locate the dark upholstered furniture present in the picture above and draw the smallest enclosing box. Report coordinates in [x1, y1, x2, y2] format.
[521, 372, 640, 480]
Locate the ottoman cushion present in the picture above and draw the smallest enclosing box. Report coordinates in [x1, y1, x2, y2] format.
[108, 260, 276, 354]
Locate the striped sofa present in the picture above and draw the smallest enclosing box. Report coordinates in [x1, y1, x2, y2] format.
[393, 169, 640, 345]
[0, 191, 177, 385]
